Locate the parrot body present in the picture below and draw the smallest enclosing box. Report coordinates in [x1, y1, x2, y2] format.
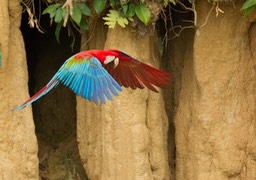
[12, 49, 171, 111]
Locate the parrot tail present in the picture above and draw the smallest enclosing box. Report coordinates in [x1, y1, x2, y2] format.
[11, 76, 60, 111]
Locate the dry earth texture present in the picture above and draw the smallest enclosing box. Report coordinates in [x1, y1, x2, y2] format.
[1, 0, 256, 180]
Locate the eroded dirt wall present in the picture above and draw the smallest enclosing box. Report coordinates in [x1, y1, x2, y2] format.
[165, 28, 195, 179]
[175, 1, 256, 179]
[0, 0, 38, 179]
[77, 23, 170, 179]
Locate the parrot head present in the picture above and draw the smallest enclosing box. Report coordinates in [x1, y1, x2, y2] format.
[89, 50, 120, 68]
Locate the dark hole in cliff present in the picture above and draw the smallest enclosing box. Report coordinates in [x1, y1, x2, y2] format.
[157, 2, 194, 178]
[21, 3, 87, 179]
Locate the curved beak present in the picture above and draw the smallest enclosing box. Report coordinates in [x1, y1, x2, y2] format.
[114, 57, 119, 68]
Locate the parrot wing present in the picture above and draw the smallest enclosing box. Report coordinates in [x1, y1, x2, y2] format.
[57, 55, 122, 105]
[11, 75, 60, 111]
[12, 55, 122, 111]
[103, 50, 171, 92]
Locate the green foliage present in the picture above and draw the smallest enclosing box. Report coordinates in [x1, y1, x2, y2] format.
[164, 0, 176, 6]
[55, 20, 63, 42]
[71, 5, 82, 25]
[42, 3, 62, 17]
[135, 3, 150, 25]
[41, 0, 180, 42]
[43, 2, 90, 43]
[126, 4, 135, 17]
[54, 8, 63, 23]
[41, 0, 182, 44]
[93, 0, 107, 14]
[103, 0, 151, 29]
[241, 0, 256, 15]
[103, 10, 129, 28]
[77, 3, 92, 16]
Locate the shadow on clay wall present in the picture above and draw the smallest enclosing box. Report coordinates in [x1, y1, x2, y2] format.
[21, 4, 88, 179]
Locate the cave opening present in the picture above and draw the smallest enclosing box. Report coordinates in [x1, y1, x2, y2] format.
[21, 3, 87, 179]
[157, 2, 195, 178]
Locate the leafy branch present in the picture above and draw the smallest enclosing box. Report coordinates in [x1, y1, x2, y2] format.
[23, 0, 178, 47]
[241, 0, 256, 15]
[42, 2, 91, 43]
[103, 1, 151, 29]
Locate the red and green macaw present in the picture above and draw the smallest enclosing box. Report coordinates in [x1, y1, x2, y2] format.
[12, 49, 171, 111]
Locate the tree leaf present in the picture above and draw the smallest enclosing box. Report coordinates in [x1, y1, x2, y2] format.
[104, 21, 116, 29]
[241, 0, 256, 10]
[50, 11, 56, 19]
[77, 3, 92, 16]
[122, 0, 129, 4]
[80, 18, 89, 30]
[164, 0, 176, 6]
[62, 7, 67, 19]
[122, 4, 128, 15]
[110, 0, 120, 7]
[103, 10, 129, 28]
[93, 0, 106, 14]
[244, 6, 255, 15]
[117, 17, 128, 27]
[71, 4, 82, 25]
[127, 3, 135, 17]
[55, 21, 63, 43]
[103, 10, 119, 19]
[135, 3, 151, 25]
[54, 8, 63, 23]
[103, 10, 119, 28]
[42, 3, 61, 15]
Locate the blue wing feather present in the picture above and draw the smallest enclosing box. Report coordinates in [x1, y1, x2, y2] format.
[89, 73, 94, 101]
[105, 75, 120, 96]
[93, 77, 99, 105]
[12, 52, 122, 111]
[81, 75, 88, 98]
[84, 74, 90, 100]
[57, 56, 122, 105]
[97, 77, 106, 104]
[11, 74, 60, 111]
[102, 76, 112, 100]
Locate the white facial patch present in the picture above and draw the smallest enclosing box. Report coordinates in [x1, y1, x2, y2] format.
[104, 56, 116, 65]
[104, 56, 119, 68]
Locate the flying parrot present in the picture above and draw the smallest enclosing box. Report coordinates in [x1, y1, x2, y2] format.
[12, 49, 171, 111]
